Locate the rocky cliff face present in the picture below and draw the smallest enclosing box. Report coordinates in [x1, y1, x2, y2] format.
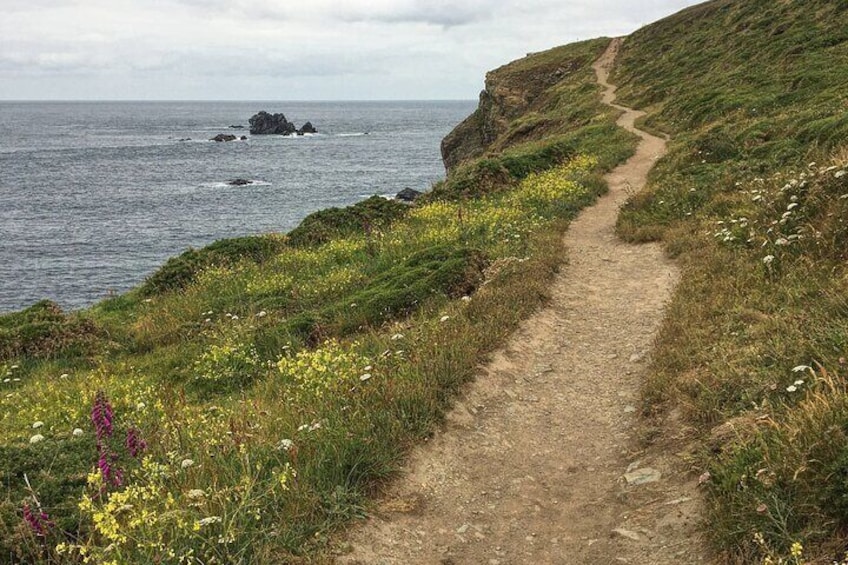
[440, 43, 599, 174]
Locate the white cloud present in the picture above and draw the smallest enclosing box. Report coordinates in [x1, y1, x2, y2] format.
[0, 0, 704, 100]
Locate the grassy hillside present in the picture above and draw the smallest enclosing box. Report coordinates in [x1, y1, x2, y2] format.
[0, 40, 637, 563]
[612, 1, 848, 562]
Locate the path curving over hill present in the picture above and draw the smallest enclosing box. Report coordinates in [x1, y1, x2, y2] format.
[337, 38, 704, 565]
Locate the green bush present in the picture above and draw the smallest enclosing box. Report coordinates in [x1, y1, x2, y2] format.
[287, 196, 409, 247]
[0, 300, 99, 361]
[140, 234, 286, 296]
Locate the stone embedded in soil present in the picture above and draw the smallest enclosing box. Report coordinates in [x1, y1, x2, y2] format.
[612, 528, 643, 542]
[624, 467, 662, 486]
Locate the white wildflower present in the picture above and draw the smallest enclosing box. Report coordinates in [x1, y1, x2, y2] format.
[391, 333, 404, 340]
[257, 311, 267, 318]
[197, 516, 222, 527]
[181, 459, 195, 469]
[793, 379, 805, 386]
[30, 434, 45, 444]
[72, 428, 84, 437]
[786, 385, 798, 393]
[792, 365, 811, 373]
[32, 421, 44, 429]
[786, 202, 799, 210]
[762, 255, 775, 265]
[359, 373, 372, 382]
[835, 170, 846, 179]
[775, 237, 790, 246]
[276, 439, 294, 451]
[440, 315, 450, 323]
[59, 373, 69, 379]
[363, 365, 373, 371]
[461, 295, 472, 302]
[187, 489, 206, 499]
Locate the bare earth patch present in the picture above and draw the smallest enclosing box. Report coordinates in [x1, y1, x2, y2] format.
[335, 39, 706, 565]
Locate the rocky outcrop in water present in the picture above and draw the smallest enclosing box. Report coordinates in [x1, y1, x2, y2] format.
[395, 188, 423, 202]
[211, 133, 237, 142]
[249, 111, 317, 135]
[249, 111, 297, 135]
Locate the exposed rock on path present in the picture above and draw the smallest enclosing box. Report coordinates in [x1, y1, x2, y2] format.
[337, 38, 705, 565]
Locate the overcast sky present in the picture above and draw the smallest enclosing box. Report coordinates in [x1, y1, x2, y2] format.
[0, 0, 704, 101]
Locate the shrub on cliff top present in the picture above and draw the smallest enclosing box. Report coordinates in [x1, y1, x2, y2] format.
[286, 195, 409, 247]
[0, 300, 99, 361]
[140, 234, 286, 296]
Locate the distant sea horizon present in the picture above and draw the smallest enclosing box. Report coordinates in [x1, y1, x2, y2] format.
[0, 99, 476, 313]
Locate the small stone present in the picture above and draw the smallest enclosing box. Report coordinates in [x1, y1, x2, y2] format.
[623, 405, 636, 413]
[456, 524, 469, 534]
[629, 352, 644, 363]
[624, 467, 662, 486]
[612, 528, 642, 542]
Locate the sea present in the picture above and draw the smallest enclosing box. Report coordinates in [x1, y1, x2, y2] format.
[0, 100, 476, 314]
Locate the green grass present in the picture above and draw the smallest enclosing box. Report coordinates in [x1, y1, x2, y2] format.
[610, 0, 848, 561]
[0, 37, 637, 562]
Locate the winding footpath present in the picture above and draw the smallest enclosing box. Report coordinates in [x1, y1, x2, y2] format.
[337, 39, 706, 565]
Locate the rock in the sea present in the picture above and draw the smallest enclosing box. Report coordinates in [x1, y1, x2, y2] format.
[227, 179, 252, 186]
[228, 125, 244, 129]
[299, 121, 317, 134]
[396, 188, 423, 202]
[211, 134, 237, 142]
[240, 135, 248, 140]
[249, 111, 297, 135]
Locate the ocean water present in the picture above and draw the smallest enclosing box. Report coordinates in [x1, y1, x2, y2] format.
[0, 100, 475, 313]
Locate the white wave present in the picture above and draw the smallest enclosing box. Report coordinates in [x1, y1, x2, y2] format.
[199, 179, 272, 189]
[337, 132, 370, 137]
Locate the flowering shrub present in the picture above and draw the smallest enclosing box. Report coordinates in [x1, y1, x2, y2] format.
[277, 339, 372, 401]
[194, 341, 262, 392]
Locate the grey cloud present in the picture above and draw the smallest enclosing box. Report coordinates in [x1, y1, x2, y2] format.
[338, 1, 501, 27]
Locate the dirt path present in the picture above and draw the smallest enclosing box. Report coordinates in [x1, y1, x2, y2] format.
[335, 38, 705, 565]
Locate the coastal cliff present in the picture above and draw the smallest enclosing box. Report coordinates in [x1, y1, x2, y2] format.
[441, 43, 600, 173]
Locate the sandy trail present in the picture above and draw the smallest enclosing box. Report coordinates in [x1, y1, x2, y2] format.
[336, 38, 704, 565]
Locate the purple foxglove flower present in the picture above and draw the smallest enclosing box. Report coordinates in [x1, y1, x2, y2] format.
[125, 427, 147, 458]
[91, 390, 114, 443]
[22, 503, 52, 537]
